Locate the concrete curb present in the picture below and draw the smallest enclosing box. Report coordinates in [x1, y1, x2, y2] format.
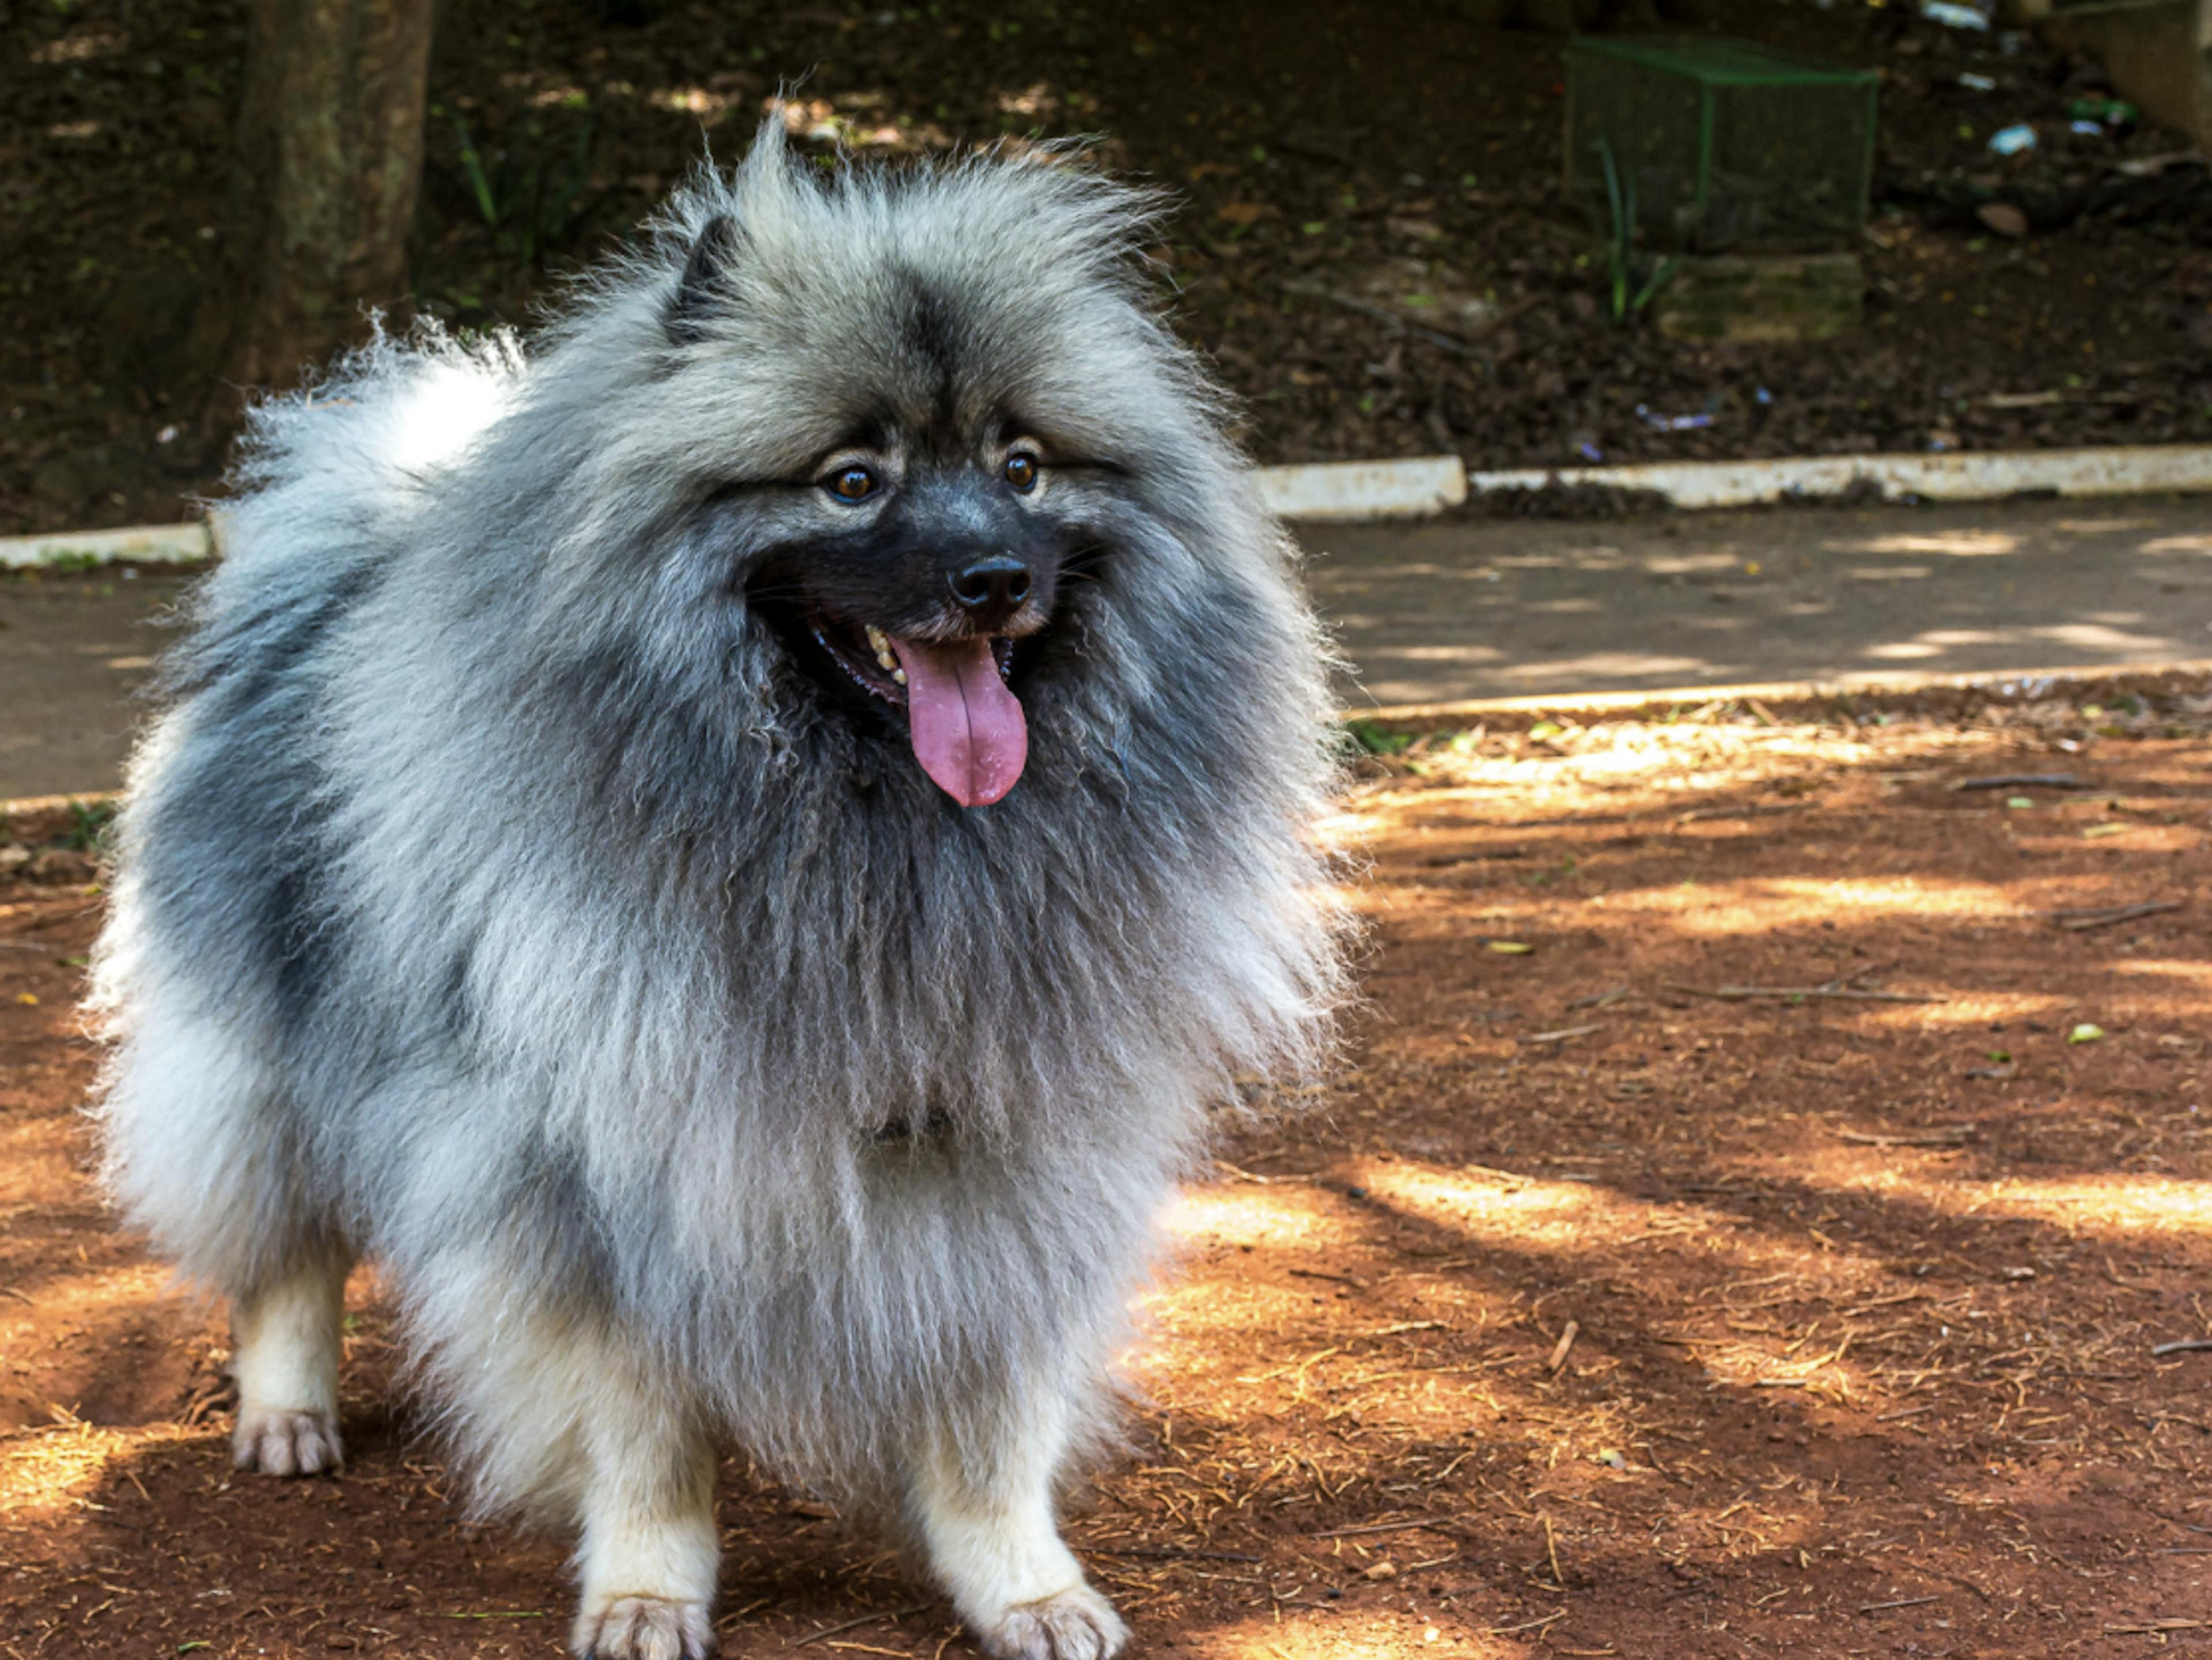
[1255, 455, 1469, 521]
[0, 521, 214, 570]
[1347, 659, 2212, 735]
[1468, 444, 2212, 510]
[8, 443, 2212, 568]
[1, 793, 115, 816]
[0, 456, 1473, 569]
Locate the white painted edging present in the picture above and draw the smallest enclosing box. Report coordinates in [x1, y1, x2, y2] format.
[0, 520, 214, 569]
[1258, 455, 1468, 521]
[8, 444, 2210, 568]
[1468, 444, 2212, 511]
[1, 461, 1469, 569]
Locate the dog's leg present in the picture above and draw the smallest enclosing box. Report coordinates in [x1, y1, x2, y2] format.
[407, 1241, 721, 1659]
[568, 1372, 721, 1660]
[230, 1250, 351, 1476]
[905, 1389, 1126, 1660]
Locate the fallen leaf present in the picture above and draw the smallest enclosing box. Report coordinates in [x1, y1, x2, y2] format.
[2068, 1023, 2105, 1044]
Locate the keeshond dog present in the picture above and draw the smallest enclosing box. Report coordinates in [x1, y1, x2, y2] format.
[90, 121, 1345, 1660]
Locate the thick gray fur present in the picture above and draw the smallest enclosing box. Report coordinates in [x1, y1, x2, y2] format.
[90, 123, 1347, 1523]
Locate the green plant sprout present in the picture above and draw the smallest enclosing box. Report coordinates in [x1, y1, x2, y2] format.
[1599, 139, 1679, 326]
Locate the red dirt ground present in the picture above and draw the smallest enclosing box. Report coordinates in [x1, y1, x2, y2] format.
[5, 690, 2211, 1659]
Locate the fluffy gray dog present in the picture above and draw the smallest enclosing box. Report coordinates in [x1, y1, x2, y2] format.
[90, 120, 1345, 1660]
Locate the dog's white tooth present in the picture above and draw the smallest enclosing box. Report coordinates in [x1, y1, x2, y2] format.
[892, 668, 907, 685]
[876, 650, 897, 671]
[865, 625, 890, 654]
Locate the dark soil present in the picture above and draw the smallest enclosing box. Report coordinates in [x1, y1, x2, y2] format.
[5, 691, 2212, 1657]
[9, 0, 2212, 534]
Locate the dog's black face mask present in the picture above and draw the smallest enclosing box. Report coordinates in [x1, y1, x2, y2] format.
[736, 437, 1113, 808]
[672, 221, 1132, 807]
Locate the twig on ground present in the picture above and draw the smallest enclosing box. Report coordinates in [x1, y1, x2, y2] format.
[1858, 1596, 1941, 1614]
[1088, 1546, 1263, 1563]
[1838, 1128, 1973, 1149]
[1525, 1024, 1602, 1045]
[1487, 1612, 1566, 1637]
[2050, 901, 2181, 932]
[1567, 985, 1632, 1009]
[1217, 1160, 1312, 1186]
[1952, 774, 2089, 791]
[789, 1605, 932, 1648]
[1548, 1321, 1581, 1374]
[2151, 1338, 2212, 1358]
[1666, 981, 1946, 1005]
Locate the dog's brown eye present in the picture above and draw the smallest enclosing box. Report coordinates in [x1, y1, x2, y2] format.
[827, 466, 876, 502]
[1003, 452, 1039, 494]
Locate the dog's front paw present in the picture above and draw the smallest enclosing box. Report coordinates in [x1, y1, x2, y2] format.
[572, 1595, 715, 1660]
[974, 1584, 1128, 1660]
[232, 1407, 343, 1476]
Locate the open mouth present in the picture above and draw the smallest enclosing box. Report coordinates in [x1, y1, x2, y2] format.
[804, 612, 1028, 808]
[808, 615, 1016, 708]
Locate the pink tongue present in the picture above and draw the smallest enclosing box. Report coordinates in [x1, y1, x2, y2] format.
[889, 635, 1028, 807]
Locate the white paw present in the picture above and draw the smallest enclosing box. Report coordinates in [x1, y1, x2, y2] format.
[232, 1407, 343, 1476]
[572, 1595, 715, 1660]
[974, 1584, 1128, 1660]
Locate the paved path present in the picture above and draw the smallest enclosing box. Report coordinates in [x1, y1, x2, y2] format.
[6, 494, 2211, 801]
[1305, 495, 2212, 712]
[2, 568, 184, 804]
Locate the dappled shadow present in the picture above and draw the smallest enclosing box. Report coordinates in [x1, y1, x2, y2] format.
[1070, 706, 2212, 1650]
[1313, 500, 2212, 708]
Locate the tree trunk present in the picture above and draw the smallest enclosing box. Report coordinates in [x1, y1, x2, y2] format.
[202, 0, 437, 407]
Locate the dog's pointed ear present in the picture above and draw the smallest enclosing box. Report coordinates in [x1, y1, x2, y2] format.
[666, 214, 741, 347]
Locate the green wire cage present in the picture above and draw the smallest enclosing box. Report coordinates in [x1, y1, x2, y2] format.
[1563, 36, 1880, 255]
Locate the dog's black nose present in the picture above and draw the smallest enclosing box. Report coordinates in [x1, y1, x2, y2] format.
[948, 556, 1032, 623]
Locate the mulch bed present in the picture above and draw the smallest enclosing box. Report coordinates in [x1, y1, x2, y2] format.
[6, 687, 2211, 1657]
[8, 0, 2212, 535]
